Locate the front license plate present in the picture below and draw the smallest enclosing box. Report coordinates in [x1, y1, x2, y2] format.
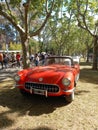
[34, 89, 47, 96]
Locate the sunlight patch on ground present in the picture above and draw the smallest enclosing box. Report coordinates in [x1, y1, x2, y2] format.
[0, 80, 14, 89]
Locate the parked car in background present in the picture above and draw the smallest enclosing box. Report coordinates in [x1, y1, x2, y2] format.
[14, 56, 80, 103]
[72, 56, 80, 64]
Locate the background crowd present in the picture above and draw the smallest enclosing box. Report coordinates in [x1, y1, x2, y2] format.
[0, 52, 21, 69]
[0, 51, 51, 70]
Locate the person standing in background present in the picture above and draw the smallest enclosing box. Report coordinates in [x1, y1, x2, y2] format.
[34, 53, 39, 66]
[0, 52, 3, 69]
[16, 52, 21, 67]
[11, 52, 16, 67]
[3, 53, 9, 69]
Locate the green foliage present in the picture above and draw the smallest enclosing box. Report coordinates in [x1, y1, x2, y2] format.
[9, 42, 22, 50]
[1, 0, 97, 68]
[29, 38, 39, 53]
[9, 0, 21, 7]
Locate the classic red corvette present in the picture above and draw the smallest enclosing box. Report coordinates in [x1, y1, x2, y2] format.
[14, 56, 80, 102]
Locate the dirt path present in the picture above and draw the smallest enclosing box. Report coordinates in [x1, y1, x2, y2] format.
[0, 63, 98, 130]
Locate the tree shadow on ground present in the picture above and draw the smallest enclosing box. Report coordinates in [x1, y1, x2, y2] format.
[80, 68, 98, 84]
[80, 61, 92, 66]
[32, 126, 55, 130]
[0, 85, 70, 129]
[80, 62, 98, 85]
[0, 111, 14, 128]
[0, 69, 18, 82]
[75, 89, 90, 96]
[0, 87, 69, 116]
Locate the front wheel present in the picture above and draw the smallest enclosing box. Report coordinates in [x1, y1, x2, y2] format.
[65, 91, 75, 103]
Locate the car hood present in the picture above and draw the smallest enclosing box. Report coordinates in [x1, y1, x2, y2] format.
[25, 65, 72, 84]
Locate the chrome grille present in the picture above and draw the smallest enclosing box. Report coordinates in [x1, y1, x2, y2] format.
[25, 82, 59, 93]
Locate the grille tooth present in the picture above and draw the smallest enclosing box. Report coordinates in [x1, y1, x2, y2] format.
[25, 82, 59, 93]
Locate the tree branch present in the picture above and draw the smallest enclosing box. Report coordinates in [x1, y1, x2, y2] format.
[16, 5, 24, 24]
[45, 0, 48, 13]
[5, 0, 18, 21]
[30, 0, 54, 37]
[23, 0, 31, 36]
[76, 0, 94, 37]
[0, 9, 25, 34]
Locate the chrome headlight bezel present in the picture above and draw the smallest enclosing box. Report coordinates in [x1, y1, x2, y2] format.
[14, 75, 20, 82]
[62, 78, 71, 86]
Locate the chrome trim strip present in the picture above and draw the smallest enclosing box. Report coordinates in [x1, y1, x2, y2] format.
[15, 84, 23, 87]
[63, 88, 75, 92]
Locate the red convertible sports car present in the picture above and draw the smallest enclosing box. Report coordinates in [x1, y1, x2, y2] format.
[14, 56, 80, 103]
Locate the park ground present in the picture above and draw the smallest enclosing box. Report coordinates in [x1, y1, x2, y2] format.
[0, 61, 98, 130]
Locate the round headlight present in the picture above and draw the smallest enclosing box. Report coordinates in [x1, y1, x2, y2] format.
[62, 78, 71, 86]
[14, 75, 20, 81]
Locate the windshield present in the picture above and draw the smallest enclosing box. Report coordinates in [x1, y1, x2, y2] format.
[44, 57, 72, 66]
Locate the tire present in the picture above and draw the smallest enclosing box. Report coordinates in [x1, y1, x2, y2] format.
[20, 89, 30, 97]
[65, 91, 75, 103]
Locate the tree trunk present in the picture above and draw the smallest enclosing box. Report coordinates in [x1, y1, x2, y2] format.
[20, 34, 30, 69]
[92, 36, 98, 70]
[86, 49, 89, 62]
